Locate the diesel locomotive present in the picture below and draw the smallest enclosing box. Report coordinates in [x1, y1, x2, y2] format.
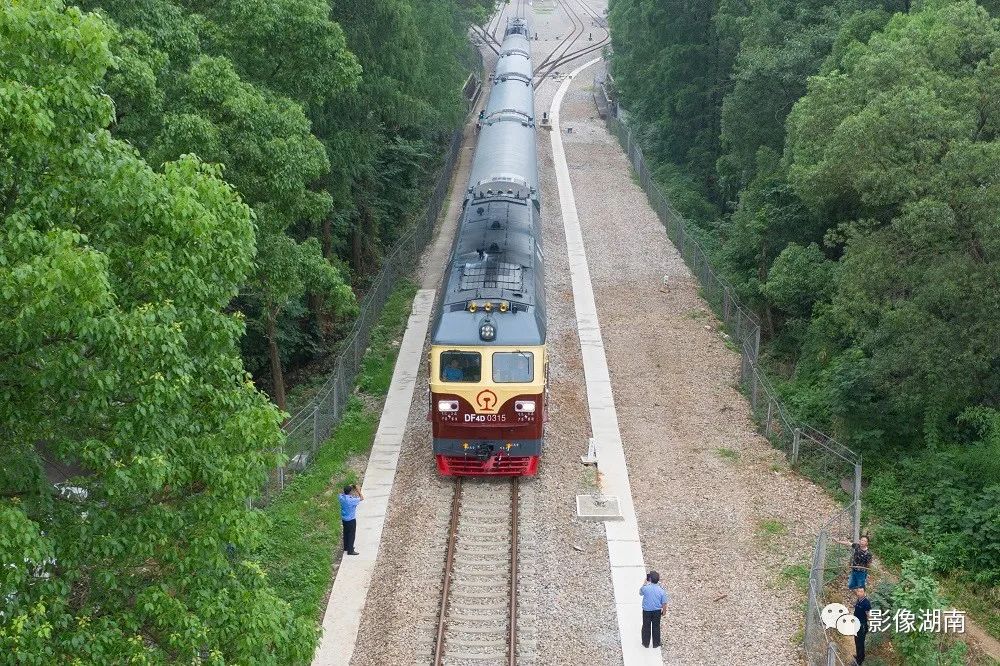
[429, 18, 546, 476]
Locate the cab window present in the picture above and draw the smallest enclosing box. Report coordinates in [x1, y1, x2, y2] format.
[492, 352, 533, 383]
[440, 351, 481, 382]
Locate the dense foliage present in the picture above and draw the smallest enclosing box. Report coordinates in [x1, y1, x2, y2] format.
[610, 0, 1000, 606]
[0, 2, 310, 661]
[1, 0, 483, 660]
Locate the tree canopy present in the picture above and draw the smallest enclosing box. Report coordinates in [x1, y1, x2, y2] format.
[0, 1, 312, 661]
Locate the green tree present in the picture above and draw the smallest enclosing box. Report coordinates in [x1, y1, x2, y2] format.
[890, 555, 968, 664]
[785, 0, 1000, 446]
[149, 55, 357, 409]
[0, 1, 313, 661]
[609, 0, 730, 198]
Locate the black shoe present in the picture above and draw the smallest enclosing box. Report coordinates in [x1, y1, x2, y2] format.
[652, 644, 661, 649]
[642, 645, 649, 649]
[347, 550, 360, 555]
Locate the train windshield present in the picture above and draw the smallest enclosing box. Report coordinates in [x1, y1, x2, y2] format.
[440, 351, 481, 382]
[492, 352, 533, 383]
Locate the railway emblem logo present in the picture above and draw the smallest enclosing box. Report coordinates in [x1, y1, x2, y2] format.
[476, 389, 498, 412]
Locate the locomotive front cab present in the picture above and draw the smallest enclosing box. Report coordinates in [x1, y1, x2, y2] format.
[430, 344, 546, 476]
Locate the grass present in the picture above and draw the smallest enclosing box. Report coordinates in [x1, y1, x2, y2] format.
[758, 518, 789, 537]
[256, 280, 419, 623]
[779, 564, 811, 594]
[715, 447, 740, 461]
[941, 575, 1000, 640]
[685, 308, 707, 320]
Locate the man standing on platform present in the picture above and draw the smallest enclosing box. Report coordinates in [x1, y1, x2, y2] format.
[639, 571, 669, 649]
[339, 484, 364, 556]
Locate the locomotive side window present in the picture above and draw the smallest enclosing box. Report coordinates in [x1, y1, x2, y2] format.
[493, 352, 533, 383]
[440, 351, 481, 382]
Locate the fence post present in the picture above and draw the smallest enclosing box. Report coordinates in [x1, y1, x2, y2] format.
[826, 642, 837, 666]
[312, 406, 320, 454]
[765, 399, 773, 436]
[753, 324, 761, 364]
[853, 462, 862, 542]
[792, 428, 801, 465]
[723, 287, 731, 324]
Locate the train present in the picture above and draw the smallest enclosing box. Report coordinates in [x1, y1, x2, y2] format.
[429, 18, 546, 476]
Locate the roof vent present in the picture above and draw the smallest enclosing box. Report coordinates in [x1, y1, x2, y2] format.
[489, 242, 500, 253]
[490, 221, 502, 230]
[477, 207, 485, 215]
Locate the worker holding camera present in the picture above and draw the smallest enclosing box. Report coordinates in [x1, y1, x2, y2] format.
[338, 483, 364, 555]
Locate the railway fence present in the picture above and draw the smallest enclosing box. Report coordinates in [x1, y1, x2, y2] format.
[602, 74, 861, 666]
[252, 57, 484, 507]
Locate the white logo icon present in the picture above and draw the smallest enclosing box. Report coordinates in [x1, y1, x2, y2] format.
[821, 603, 850, 631]
[836, 614, 862, 636]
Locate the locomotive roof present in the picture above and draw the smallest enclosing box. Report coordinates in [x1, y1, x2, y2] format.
[432, 198, 546, 346]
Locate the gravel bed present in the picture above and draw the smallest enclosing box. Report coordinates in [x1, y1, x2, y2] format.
[556, 68, 842, 664]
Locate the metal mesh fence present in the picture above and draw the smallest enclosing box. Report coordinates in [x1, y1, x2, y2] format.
[604, 96, 861, 665]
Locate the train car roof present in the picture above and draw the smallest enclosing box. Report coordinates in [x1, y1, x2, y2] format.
[468, 120, 538, 196]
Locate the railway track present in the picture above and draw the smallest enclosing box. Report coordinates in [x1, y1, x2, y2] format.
[532, 0, 611, 89]
[433, 479, 519, 666]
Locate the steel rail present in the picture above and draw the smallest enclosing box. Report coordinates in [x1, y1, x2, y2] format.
[532, 0, 583, 79]
[433, 479, 463, 666]
[508, 478, 519, 666]
[532, 0, 591, 88]
[473, 24, 501, 55]
[489, 0, 508, 44]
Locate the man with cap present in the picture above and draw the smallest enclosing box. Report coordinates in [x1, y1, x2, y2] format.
[639, 571, 669, 648]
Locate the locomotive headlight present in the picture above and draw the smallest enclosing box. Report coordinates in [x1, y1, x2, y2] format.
[479, 320, 496, 341]
[468, 301, 478, 313]
[499, 301, 509, 313]
[514, 400, 536, 413]
[484, 301, 493, 312]
[438, 400, 459, 412]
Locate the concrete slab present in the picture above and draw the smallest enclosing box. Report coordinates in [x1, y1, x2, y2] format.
[550, 59, 663, 666]
[312, 289, 436, 666]
[577, 494, 623, 520]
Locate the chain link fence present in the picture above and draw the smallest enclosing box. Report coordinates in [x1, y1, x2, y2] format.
[805, 503, 859, 665]
[252, 60, 484, 507]
[602, 79, 861, 665]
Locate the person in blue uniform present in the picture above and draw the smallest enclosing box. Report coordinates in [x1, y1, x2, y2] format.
[339, 484, 364, 555]
[443, 359, 464, 381]
[639, 571, 669, 648]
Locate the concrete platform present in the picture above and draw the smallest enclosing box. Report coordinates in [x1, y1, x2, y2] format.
[312, 289, 436, 666]
[550, 59, 664, 666]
